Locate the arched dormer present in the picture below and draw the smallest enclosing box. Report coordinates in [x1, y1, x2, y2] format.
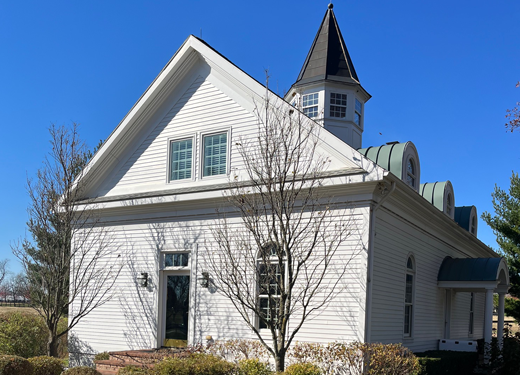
[357, 141, 420, 192]
[454, 206, 478, 236]
[419, 181, 455, 219]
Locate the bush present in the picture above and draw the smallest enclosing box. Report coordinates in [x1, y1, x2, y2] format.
[94, 352, 110, 361]
[285, 363, 321, 375]
[28, 355, 64, 375]
[62, 366, 102, 375]
[0, 312, 68, 359]
[238, 359, 272, 375]
[366, 343, 420, 375]
[153, 353, 235, 375]
[0, 354, 34, 375]
[200, 339, 270, 363]
[118, 365, 151, 374]
[415, 351, 478, 375]
[0, 312, 47, 358]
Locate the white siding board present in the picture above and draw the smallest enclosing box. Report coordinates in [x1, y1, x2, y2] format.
[370, 206, 487, 353]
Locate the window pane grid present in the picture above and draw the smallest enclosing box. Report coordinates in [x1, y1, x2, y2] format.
[164, 253, 189, 267]
[303, 93, 319, 118]
[203, 133, 227, 177]
[170, 139, 192, 181]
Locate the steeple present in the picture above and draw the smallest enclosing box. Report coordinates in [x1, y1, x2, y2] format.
[285, 4, 371, 150]
[294, 3, 360, 87]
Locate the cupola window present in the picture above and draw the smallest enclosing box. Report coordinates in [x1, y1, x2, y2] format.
[471, 216, 476, 235]
[302, 93, 319, 118]
[406, 158, 416, 188]
[355, 99, 362, 126]
[330, 93, 347, 118]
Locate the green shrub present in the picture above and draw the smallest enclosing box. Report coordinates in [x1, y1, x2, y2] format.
[0, 354, 34, 375]
[62, 366, 102, 375]
[0, 312, 47, 358]
[238, 359, 272, 375]
[117, 365, 150, 374]
[0, 312, 68, 359]
[285, 363, 321, 375]
[153, 353, 235, 375]
[28, 355, 64, 375]
[94, 352, 110, 361]
[416, 350, 478, 375]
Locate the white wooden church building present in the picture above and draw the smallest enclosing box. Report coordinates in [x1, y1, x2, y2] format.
[69, 4, 510, 363]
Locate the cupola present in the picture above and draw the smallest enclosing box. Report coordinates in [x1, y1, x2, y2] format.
[284, 3, 371, 149]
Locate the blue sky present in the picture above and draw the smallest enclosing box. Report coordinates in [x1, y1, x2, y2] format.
[0, 1, 519, 275]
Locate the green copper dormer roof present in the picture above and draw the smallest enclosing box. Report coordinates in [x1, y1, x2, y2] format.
[293, 4, 360, 87]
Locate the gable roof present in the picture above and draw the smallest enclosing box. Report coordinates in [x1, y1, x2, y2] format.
[74, 35, 386, 202]
[293, 4, 359, 87]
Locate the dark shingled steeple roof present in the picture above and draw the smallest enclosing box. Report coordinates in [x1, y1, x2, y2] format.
[294, 4, 359, 87]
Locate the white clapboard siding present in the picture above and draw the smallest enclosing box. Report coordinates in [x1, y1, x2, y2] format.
[370, 207, 486, 353]
[69, 199, 370, 355]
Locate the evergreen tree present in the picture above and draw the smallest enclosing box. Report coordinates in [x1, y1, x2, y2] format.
[483, 172, 520, 321]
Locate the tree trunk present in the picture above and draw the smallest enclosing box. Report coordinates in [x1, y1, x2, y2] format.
[274, 353, 285, 372]
[48, 332, 60, 358]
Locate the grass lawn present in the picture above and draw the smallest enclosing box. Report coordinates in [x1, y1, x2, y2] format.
[0, 305, 39, 315]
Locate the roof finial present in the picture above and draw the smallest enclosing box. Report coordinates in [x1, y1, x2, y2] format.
[328, 2, 333, 9]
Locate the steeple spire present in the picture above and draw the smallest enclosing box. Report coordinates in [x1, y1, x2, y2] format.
[294, 3, 360, 87]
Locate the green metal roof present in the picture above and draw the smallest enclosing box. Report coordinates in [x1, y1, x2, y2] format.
[438, 257, 504, 282]
[420, 181, 451, 211]
[454, 206, 476, 231]
[357, 142, 407, 177]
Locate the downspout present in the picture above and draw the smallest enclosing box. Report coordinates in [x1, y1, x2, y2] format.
[364, 181, 396, 343]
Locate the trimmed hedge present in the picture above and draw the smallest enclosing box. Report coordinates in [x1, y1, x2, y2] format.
[0, 354, 34, 375]
[285, 363, 321, 375]
[237, 359, 272, 375]
[62, 366, 102, 375]
[28, 355, 64, 375]
[117, 365, 150, 374]
[415, 350, 478, 375]
[94, 352, 110, 361]
[153, 353, 235, 375]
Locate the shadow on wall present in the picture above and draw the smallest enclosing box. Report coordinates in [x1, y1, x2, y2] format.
[118, 220, 203, 349]
[68, 332, 95, 367]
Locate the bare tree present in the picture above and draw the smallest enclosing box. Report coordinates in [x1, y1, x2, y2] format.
[0, 259, 9, 287]
[13, 124, 122, 357]
[505, 81, 519, 132]
[205, 91, 353, 371]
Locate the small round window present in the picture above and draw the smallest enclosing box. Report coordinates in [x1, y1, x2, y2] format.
[406, 159, 416, 188]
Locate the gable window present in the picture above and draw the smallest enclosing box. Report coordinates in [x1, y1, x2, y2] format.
[469, 292, 475, 334]
[471, 216, 477, 235]
[169, 138, 193, 181]
[302, 93, 319, 118]
[257, 243, 285, 330]
[203, 133, 227, 177]
[330, 93, 347, 118]
[404, 256, 415, 337]
[355, 99, 362, 126]
[406, 158, 416, 188]
[446, 193, 453, 216]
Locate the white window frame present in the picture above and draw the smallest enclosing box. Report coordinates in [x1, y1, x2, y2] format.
[167, 135, 196, 183]
[404, 255, 415, 338]
[330, 92, 347, 118]
[302, 92, 319, 118]
[355, 98, 363, 127]
[406, 158, 416, 188]
[257, 243, 286, 331]
[446, 193, 453, 216]
[199, 129, 231, 179]
[469, 292, 475, 335]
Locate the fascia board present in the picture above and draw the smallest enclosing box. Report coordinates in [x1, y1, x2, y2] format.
[383, 174, 497, 258]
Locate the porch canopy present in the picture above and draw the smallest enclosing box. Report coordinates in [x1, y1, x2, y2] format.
[437, 257, 510, 346]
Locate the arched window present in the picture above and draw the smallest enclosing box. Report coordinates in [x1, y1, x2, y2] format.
[471, 216, 477, 235]
[446, 193, 453, 216]
[257, 242, 285, 329]
[469, 292, 475, 334]
[404, 256, 415, 337]
[406, 159, 416, 188]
